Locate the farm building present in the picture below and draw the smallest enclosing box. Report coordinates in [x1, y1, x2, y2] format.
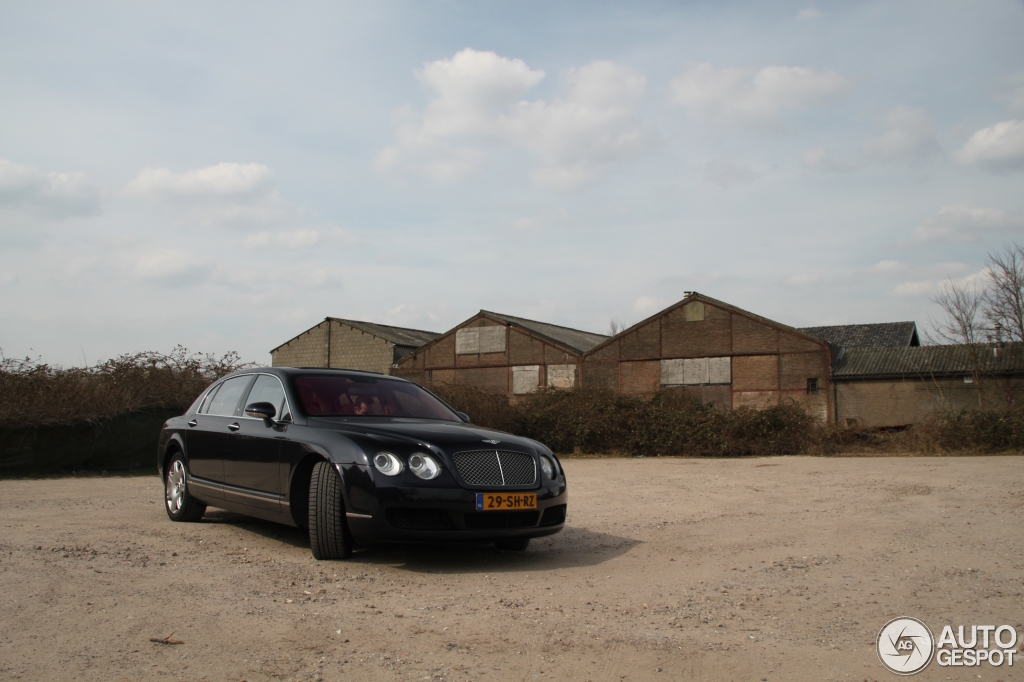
[393, 310, 607, 395]
[833, 343, 1024, 427]
[270, 318, 439, 375]
[581, 292, 835, 419]
[581, 292, 834, 422]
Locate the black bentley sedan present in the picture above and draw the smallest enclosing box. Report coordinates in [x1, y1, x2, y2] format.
[157, 367, 567, 559]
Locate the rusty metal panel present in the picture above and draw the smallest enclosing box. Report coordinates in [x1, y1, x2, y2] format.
[709, 356, 731, 384]
[546, 364, 576, 388]
[456, 326, 506, 354]
[512, 365, 540, 394]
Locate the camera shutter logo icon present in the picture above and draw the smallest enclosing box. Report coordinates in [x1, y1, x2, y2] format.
[877, 617, 934, 675]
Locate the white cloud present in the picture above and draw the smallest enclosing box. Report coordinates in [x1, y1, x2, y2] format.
[703, 158, 762, 188]
[782, 273, 821, 286]
[912, 201, 1024, 242]
[866, 260, 908, 274]
[669, 63, 848, 129]
[891, 267, 987, 299]
[131, 249, 212, 286]
[633, 296, 661, 313]
[862, 106, 942, 165]
[802, 146, 853, 173]
[954, 119, 1024, 172]
[0, 158, 104, 219]
[243, 229, 321, 250]
[375, 49, 656, 188]
[126, 162, 275, 202]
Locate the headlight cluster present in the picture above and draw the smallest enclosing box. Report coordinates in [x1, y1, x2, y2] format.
[408, 453, 441, 480]
[539, 455, 560, 480]
[373, 451, 441, 480]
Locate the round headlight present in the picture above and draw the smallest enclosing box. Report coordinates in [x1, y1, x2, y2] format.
[408, 452, 441, 480]
[539, 455, 555, 480]
[373, 452, 402, 476]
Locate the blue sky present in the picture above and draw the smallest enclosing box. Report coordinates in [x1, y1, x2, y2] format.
[2, 1, 1023, 365]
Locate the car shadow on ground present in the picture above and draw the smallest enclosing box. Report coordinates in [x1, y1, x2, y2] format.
[199, 510, 640, 572]
[200, 510, 311, 548]
[348, 526, 641, 574]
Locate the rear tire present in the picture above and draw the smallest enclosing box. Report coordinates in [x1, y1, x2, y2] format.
[309, 460, 353, 560]
[164, 454, 206, 522]
[495, 538, 530, 552]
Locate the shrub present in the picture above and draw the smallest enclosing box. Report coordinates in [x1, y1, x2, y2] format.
[0, 346, 252, 427]
[429, 385, 822, 456]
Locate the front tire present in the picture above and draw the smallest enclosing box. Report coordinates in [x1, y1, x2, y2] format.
[495, 538, 530, 551]
[309, 461, 352, 560]
[164, 454, 206, 522]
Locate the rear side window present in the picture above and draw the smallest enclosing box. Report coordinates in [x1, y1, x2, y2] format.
[206, 376, 253, 416]
[245, 375, 291, 421]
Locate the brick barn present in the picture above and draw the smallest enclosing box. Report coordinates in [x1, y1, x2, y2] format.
[270, 318, 439, 375]
[581, 293, 834, 422]
[393, 310, 607, 395]
[833, 344, 1024, 427]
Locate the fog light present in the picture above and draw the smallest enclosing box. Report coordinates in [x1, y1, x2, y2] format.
[373, 452, 402, 476]
[408, 453, 441, 480]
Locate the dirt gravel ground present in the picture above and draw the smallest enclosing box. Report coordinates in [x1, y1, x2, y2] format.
[1, 456, 1022, 682]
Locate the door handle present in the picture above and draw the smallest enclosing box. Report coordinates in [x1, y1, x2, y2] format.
[228, 422, 240, 432]
[187, 419, 197, 427]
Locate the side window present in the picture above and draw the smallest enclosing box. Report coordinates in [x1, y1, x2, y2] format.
[206, 376, 254, 416]
[245, 375, 291, 421]
[198, 385, 221, 414]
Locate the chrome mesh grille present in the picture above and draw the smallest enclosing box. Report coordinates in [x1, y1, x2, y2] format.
[452, 450, 536, 486]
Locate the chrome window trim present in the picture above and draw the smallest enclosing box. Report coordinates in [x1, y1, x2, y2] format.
[238, 373, 292, 422]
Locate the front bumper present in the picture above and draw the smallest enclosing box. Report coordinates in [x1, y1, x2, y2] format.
[343, 480, 568, 544]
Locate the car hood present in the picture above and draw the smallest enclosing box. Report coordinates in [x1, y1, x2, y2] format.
[306, 417, 547, 454]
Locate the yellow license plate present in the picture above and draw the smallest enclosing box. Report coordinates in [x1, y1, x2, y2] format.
[475, 493, 537, 511]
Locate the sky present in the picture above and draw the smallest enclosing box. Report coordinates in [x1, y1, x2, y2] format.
[1, 1, 1023, 366]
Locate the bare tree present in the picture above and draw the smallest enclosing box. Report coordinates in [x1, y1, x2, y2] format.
[930, 277, 988, 407]
[984, 243, 1024, 343]
[608, 319, 628, 336]
[931, 277, 986, 345]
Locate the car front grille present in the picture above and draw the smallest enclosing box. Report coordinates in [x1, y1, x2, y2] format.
[452, 450, 536, 486]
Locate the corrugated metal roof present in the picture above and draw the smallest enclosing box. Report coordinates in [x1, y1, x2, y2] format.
[834, 343, 1024, 378]
[481, 310, 608, 354]
[799, 322, 919, 348]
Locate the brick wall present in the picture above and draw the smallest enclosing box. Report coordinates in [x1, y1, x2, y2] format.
[837, 376, 1024, 427]
[330, 322, 393, 374]
[579, 298, 832, 422]
[271, 322, 328, 368]
[394, 315, 584, 394]
[272, 320, 395, 374]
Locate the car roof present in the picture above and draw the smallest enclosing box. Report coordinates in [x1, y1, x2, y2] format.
[221, 366, 412, 383]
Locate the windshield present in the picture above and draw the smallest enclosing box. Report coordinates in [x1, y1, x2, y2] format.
[293, 375, 461, 421]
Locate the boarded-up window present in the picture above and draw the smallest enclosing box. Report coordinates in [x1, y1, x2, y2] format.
[709, 356, 731, 384]
[456, 326, 506, 354]
[661, 357, 731, 386]
[512, 365, 540, 394]
[546, 364, 576, 388]
[683, 301, 705, 321]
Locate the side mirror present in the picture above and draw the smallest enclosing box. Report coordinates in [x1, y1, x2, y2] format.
[456, 411, 471, 423]
[245, 402, 277, 421]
